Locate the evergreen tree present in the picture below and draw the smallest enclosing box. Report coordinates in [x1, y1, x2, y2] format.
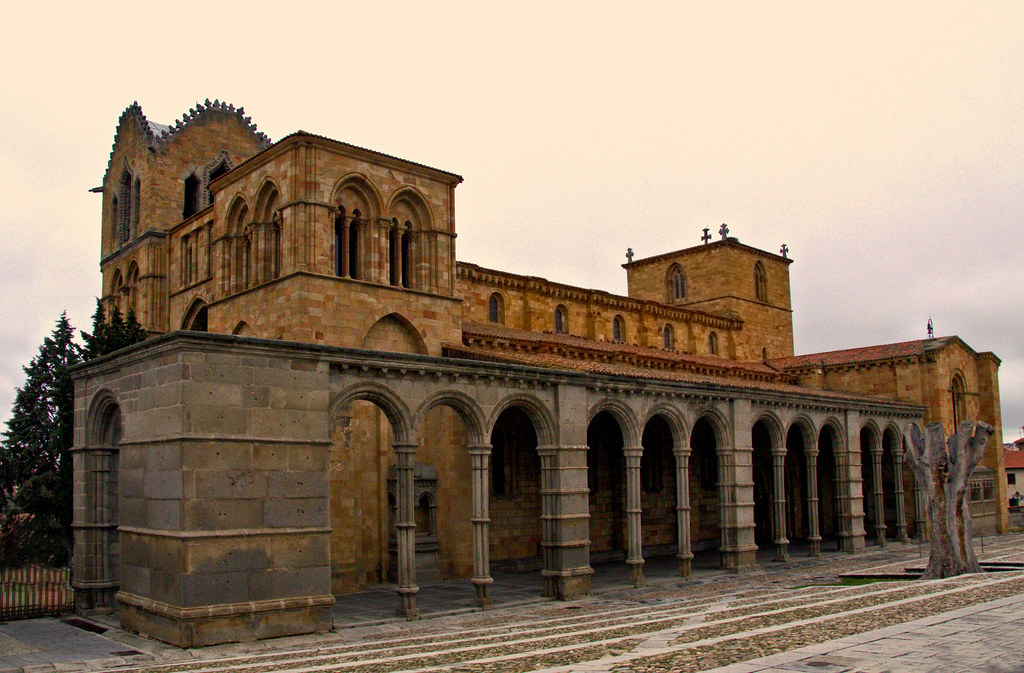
[82, 300, 148, 358]
[0, 313, 81, 564]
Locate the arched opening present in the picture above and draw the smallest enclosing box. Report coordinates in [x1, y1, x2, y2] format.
[754, 261, 767, 302]
[75, 396, 122, 610]
[489, 407, 542, 573]
[882, 427, 905, 540]
[554, 305, 568, 334]
[401, 229, 412, 288]
[612, 315, 625, 343]
[689, 417, 721, 563]
[785, 425, 809, 543]
[640, 415, 676, 558]
[587, 411, 625, 563]
[667, 264, 686, 302]
[663, 324, 674, 350]
[751, 420, 774, 547]
[488, 293, 504, 324]
[361, 314, 427, 355]
[232, 321, 253, 337]
[182, 299, 208, 332]
[183, 172, 200, 219]
[817, 424, 842, 550]
[951, 373, 967, 427]
[860, 426, 884, 545]
[708, 331, 719, 355]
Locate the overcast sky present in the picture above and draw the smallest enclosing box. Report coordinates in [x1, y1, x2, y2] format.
[2, 2, 1022, 442]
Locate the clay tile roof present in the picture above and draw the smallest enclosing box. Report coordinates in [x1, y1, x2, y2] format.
[1005, 451, 1024, 470]
[770, 337, 954, 369]
[449, 322, 917, 405]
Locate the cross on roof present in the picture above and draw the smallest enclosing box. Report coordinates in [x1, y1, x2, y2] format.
[625, 247, 634, 263]
[780, 243, 789, 258]
[701, 227, 711, 244]
[719, 223, 729, 240]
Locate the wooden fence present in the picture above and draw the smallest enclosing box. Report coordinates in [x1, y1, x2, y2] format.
[0, 566, 73, 620]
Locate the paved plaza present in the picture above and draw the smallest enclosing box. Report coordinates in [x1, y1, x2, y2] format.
[2, 535, 1023, 673]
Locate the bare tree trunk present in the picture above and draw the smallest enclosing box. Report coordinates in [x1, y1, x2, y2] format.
[904, 421, 993, 579]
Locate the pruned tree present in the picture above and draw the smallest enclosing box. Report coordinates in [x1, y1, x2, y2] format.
[904, 420, 994, 579]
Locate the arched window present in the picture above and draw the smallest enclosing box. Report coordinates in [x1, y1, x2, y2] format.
[612, 315, 625, 343]
[708, 331, 719, 355]
[401, 228, 412, 289]
[951, 373, 967, 427]
[663, 323, 674, 349]
[205, 159, 230, 206]
[554, 305, 568, 334]
[488, 293, 504, 324]
[349, 210, 361, 280]
[183, 173, 200, 219]
[762, 346, 768, 360]
[117, 170, 133, 245]
[132, 176, 141, 236]
[667, 264, 686, 302]
[754, 261, 768, 302]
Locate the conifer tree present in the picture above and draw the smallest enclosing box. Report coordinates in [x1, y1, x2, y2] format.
[0, 313, 81, 564]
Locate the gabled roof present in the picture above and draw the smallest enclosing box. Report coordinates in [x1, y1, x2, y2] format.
[103, 99, 272, 182]
[772, 337, 956, 370]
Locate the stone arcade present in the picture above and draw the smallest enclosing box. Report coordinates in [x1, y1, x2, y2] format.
[71, 100, 1007, 647]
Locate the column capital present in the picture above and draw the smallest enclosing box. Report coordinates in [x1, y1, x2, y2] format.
[392, 441, 418, 455]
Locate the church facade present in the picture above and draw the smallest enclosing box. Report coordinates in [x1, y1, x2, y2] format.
[71, 101, 1006, 647]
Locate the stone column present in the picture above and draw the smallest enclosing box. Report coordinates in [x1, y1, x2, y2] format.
[393, 441, 420, 619]
[538, 445, 558, 598]
[870, 448, 886, 546]
[675, 449, 693, 576]
[377, 218, 392, 285]
[771, 446, 790, 562]
[624, 446, 644, 587]
[806, 447, 822, 557]
[469, 443, 493, 607]
[892, 449, 908, 542]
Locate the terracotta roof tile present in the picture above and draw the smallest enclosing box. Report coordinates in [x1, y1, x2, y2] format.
[1005, 450, 1024, 470]
[770, 337, 954, 369]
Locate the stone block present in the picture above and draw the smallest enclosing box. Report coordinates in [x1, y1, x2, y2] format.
[146, 500, 182, 530]
[185, 498, 263, 530]
[182, 442, 252, 470]
[268, 471, 327, 499]
[186, 538, 272, 573]
[264, 498, 328, 528]
[248, 566, 330, 601]
[195, 469, 268, 499]
[181, 570, 249, 606]
[270, 533, 329, 569]
[143, 470, 184, 499]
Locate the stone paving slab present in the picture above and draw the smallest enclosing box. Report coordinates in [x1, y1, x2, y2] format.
[704, 593, 1024, 673]
[2, 538, 1023, 673]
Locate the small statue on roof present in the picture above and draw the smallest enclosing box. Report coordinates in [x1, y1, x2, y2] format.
[625, 247, 634, 263]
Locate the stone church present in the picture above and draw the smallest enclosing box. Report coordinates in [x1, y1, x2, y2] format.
[71, 100, 1007, 647]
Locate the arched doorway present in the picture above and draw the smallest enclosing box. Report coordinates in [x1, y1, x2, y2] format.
[817, 424, 842, 551]
[587, 411, 625, 563]
[751, 420, 774, 548]
[640, 415, 677, 559]
[861, 426, 885, 546]
[784, 424, 809, 544]
[489, 407, 542, 574]
[689, 417, 721, 565]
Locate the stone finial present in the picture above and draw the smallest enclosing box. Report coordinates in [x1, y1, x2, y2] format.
[625, 247, 634, 263]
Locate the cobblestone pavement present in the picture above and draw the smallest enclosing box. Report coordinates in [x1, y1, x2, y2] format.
[1, 535, 1023, 673]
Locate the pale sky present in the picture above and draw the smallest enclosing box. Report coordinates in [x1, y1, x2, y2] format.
[2, 2, 1022, 441]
